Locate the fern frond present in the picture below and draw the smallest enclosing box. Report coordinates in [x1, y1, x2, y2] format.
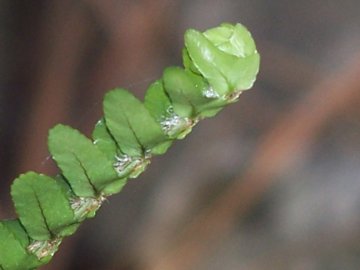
[0, 23, 259, 269]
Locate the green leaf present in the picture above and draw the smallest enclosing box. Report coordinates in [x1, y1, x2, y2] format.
[203, 23, 260, 91]
[48, 124, 121, 197]
[144, 80, 172, 123]
[0, 220, 48, 270]
[147, 140, 173, 155]
[164, 67, 231, 119]
[104, 89, 171, 156]
[163, 67, 196, 118]
[204, 23, 256, 58]
[92, 120, 136, 190]
[184, 29, 230, 96]
[184, 23, 259, 95]
[100, 178, 128, 195]
[182, 48, 200, 75]
[145, 79, 193, 139]
[164, 67, 222, 115]
[3, 220, 30, 248]
[228, 52, 260, 91]
[92, 118, 118, 161]
[11, 172, 76, 240]
[0, 220, 37, 270]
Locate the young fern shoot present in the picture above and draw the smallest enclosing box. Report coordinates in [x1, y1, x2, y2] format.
[0, 23, 260, 270]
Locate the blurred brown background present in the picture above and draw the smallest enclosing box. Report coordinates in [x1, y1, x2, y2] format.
[1, 1, 360, 269]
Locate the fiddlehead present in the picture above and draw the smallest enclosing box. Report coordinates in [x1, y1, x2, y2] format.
[0, 23, 259, 270]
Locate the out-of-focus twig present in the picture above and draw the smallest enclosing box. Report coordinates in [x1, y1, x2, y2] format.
[145, 53, 360, 270]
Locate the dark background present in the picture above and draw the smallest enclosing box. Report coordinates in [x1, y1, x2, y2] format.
[1, 1, 360, 269]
